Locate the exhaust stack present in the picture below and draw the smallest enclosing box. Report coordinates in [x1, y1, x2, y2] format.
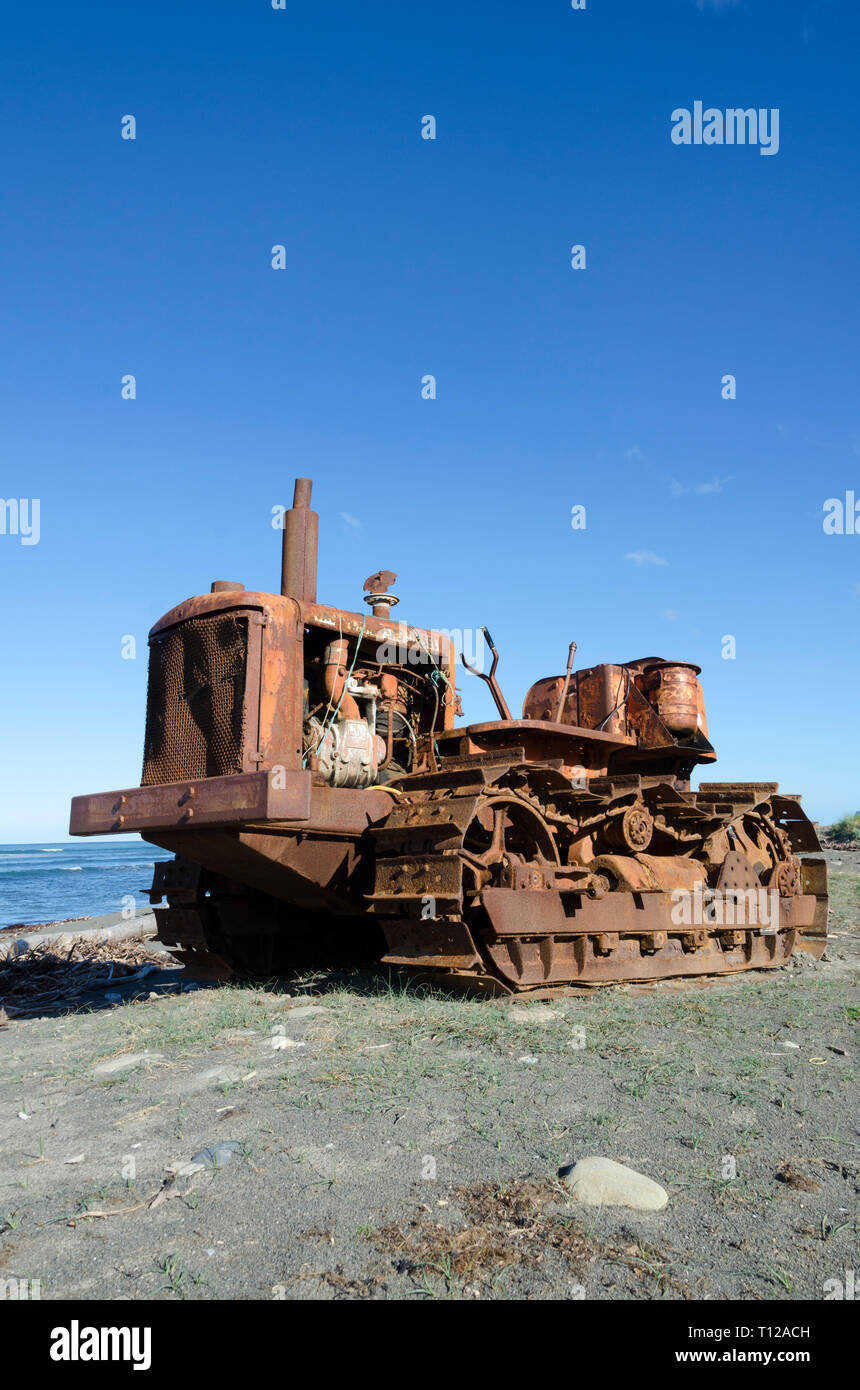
[280, 477, 319, 604]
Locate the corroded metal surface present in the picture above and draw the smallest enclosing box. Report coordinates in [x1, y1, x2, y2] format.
[70, 476, 828, 991]
[365, 768, 822, 991]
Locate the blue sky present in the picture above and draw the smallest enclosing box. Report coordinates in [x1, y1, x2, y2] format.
[1, 0, 858, 840]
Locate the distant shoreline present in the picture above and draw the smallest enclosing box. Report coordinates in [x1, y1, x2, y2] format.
[0, 907, 156, 936]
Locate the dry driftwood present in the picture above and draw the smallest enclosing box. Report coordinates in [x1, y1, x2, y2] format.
[0, 938, 170, 1019]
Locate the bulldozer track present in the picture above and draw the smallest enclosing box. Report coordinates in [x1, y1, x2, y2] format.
[146, 767, 827, 994]
[149, 857, 387, 981]
[364, 766, 827, 993]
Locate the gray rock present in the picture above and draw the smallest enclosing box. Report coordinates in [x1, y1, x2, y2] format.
[167, 1159, 206, 1177]
[186, 1066, 243, 1090]
[561, 1156, 668, 1210]
[93, 1050, 164, 1075]
[507, 1004, 561, 1024]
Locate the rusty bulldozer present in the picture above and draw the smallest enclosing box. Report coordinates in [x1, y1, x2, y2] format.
[71, 479, 827, 994]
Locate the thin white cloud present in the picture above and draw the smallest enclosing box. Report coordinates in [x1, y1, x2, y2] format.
[626, 550, 668, 567]
[340, 512, 362, 530]
[670, 476, 730, 496]
[661, 608, 679, 621]
[624, 444, 643, 461]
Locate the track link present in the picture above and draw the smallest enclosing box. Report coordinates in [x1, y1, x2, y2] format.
[149, 857, 386, 980]
[367, 769, 827, 993]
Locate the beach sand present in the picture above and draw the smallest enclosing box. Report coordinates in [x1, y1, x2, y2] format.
[0, 849, 856, 1301]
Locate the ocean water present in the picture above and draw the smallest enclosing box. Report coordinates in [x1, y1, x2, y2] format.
[0, 841, 174, 929]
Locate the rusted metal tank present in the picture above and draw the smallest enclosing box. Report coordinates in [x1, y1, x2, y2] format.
[641, 661, 701, 736]
[70, 479, 827, 994]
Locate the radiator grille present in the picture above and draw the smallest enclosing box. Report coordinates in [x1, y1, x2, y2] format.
[142, 614, 250, 784]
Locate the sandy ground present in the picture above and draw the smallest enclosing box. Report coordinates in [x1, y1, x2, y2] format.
[0, 850, 857, 1302]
